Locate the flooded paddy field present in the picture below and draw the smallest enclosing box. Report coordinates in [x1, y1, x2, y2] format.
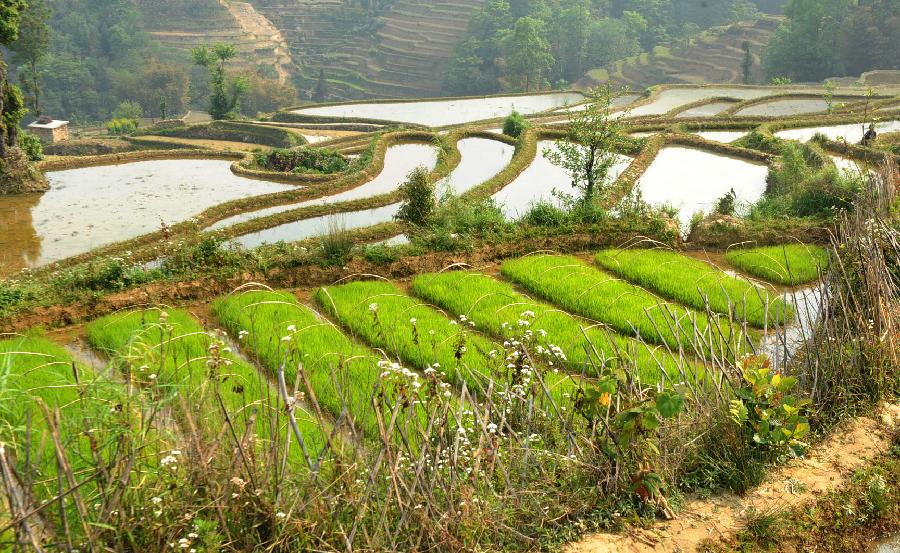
[636, 147, 768, 232]
[290, 92, 586, 127]
[0, 159, 293, 275]
[208, 143, 437, 231]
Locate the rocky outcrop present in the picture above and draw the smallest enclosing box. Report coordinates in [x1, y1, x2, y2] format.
[0, 148, 49, 195]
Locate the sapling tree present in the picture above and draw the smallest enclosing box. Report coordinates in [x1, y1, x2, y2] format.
[192, 43, 249, 120]
[396, 166, 436, 227]
[545, 85, 629, 205]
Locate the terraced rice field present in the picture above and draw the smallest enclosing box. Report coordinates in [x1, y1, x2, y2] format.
[0, 160, 293, 274]
[410, 270, 695, 383]
[209, 143, 437, 231]
[439, 138, 515, 195]
[594, 249, 792, 327]
[291, 92, 586, 126]
[492, 141, 631, 219]
[0, 336, 125, 501]
[775, 119, 900, 143]
[724, 244, 831, 286]
[636, 147, 768, 231]
[212, 289, 388, 438]
[501, 255, 750, 356]
[86, 309, 328, 459]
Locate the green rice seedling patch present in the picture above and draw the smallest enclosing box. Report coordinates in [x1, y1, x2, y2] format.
[501, 255, 751, 356]
[0, 335, 127, 528]
[86, 309, 328, 464]
[595, 249, 794, 327]
[411, 271, 700, 385]
[724, 244, 830, 286]
[314, 280, 577, 402]
[211, 289, 397, 440]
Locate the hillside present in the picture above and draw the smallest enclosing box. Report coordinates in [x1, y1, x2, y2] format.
[578, 16, 782, 90]
[250, 0, 485, 100]
[139, 0, 294, 84]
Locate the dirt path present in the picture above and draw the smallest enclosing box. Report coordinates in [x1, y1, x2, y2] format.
[566, 403, 900, 553]
[219, 0, 293, 84]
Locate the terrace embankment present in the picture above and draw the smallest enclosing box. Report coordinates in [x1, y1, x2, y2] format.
[567, 402, 900, 553]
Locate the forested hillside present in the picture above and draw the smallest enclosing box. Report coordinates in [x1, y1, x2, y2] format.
[5, 0, 898, 124]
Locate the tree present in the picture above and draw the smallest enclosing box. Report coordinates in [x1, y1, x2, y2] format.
[395, 167, 437, 227]
[763, 0, 852, 82]
[313, 68, 328, 103]
[0, 0, 29, 159]
[240, 72, 298, 117]
[192, 43, 248, 120]
[501, 17, 553, 92]
[11, 0, 49, 115]
[545, 86, 629, 204]
[741, 41, 753, 84]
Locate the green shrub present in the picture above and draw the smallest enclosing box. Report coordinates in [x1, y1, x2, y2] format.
[395, 166, 436, 227]
[362, 244, 401, 265]
[18, 131, 43, 161]
[502, 111, 528, 138]
[523, 201, 567, 227]
[107, 118, 138, 136]
[255, 146, 349, 174]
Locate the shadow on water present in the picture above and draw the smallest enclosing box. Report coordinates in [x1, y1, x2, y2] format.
[0, 193, 42, 277]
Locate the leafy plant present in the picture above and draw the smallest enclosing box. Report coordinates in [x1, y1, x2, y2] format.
[17, 129, 42, 160]
[107, 117, 138, 136]
[729, 355, 810, 457]
[255, 146, 349, 174]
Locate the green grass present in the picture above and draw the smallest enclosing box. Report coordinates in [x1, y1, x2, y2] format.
[0, 335, 125, 526]
[86, 309, 328, 464]
[211, 289, 387, 439]
[595, 249, 794, 328]
[724, 244, 830, 286]
[411, 271, 696, 384]
[501, 255, 751, 356]
[314, 280, 577, 400]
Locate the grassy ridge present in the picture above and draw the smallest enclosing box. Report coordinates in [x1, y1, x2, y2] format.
[410, 271, 697, 384]
[211, 290, 387, 439]
[501, 255, 750, 355]
[314, 280, 577, 401]
[86, 309, 327, 460]
[725, 244, 830, 286]
[595, 249, 794, 327]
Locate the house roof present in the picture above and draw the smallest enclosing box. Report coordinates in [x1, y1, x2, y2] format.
[28, 120, 69, 129]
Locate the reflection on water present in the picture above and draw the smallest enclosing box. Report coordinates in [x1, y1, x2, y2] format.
[492, 141, 631, 219]
[208, 143, 437, 231]
[438, 138, 515, 196]
[0, 193, 42, 275]
[637, 147, 768, 233]
[0, 159, 293, 275]
[736, 98, 828, 117]
[775, 119, 900, 143]
[291, 92, 585, 127]
[231, 203, 401, 250]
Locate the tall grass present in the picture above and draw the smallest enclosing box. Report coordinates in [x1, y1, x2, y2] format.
[411, 270, 698, 384]
[502, 254, 752, 358]
[86, 309, 328, 465]
[211, 288, 387, 438]
[0, 335, 129, 544]
[724, 244, 830, 286]
[595, 248, 793, 327]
